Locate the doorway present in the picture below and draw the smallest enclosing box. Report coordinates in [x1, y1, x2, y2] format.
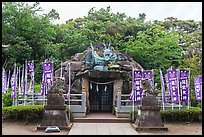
[89, 78, 113, 112]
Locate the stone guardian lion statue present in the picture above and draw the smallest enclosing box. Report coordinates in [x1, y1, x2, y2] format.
[141, 78, 158, 97]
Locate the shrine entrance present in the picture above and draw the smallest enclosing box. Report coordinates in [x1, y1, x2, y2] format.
[54, 41, 144, 118]
[89, 78, 113, 112]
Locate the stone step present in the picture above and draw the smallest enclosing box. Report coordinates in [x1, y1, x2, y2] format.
[74, 118, 129, 123]
[73, 113, 130, 123]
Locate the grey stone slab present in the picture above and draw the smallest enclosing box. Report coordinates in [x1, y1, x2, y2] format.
[68, 123, 139, 135]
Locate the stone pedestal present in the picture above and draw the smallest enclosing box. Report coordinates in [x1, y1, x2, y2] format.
[37, 94, 70, 130]
[133, 96, 168, 131]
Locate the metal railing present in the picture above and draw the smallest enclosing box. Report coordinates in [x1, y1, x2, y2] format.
[17, 92, 47, 106]
[15, 92, 86, 109]
[115, 92, 183, 114]
[65, 92, 86, 117]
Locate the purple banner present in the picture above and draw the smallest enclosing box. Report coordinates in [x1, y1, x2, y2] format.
[43, 61, 53, 86]
[2, 68, 7, 94]
[194, 76, 202, 101]
[27, 61, 34, 85]
[143, 70, 153, 86]
[6, 70, 10, 92]
[10, 67, 16, 98]
[129, 69, 135, 101]
[16, 67, 19, 92]
[168, 69, 179, 103]
[160, 69, 166, 103]
[130, 69, 143, 102]
[179, 69, 189, 102]
[41, 61, 53, 95]
[24, 61, 28, 95]
[165, 73, 170, 97]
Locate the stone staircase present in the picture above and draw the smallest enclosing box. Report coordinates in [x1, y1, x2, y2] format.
[73, 113, 129, 123]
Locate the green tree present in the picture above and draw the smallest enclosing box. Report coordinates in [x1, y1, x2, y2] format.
[123, 24, 183, 70]
[154, 17, 202, 98]
[2, 2, 60, 82]
[122, 24, 183, 88]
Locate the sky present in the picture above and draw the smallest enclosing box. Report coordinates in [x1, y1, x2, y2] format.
[28, 2, 202, 24]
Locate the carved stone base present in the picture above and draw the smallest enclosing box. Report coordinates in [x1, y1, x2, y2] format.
[37, 94, 70, 130]
[133, 96, 168, 131]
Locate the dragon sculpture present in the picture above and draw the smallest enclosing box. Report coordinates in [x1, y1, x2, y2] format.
[82, 40, 118, 70]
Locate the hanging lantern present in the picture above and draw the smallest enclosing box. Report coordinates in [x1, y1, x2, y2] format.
[96, 84, 99, 92]
[104, 84, 107, 91]
[90, 82, 92, 89]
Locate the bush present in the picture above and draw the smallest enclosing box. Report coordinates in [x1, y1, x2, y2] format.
[2, 105, 73, 122]
[160, 108, 202, 122]
[197, 102, 202, 108]
[2, 105, 44, 122]
[130, 107, 202, 123]
[2, 89, 13, 107]
[34, 84, 42, 93]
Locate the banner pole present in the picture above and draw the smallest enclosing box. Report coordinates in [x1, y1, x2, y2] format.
[201, 76, 202, 108]
[162, 71, 164, 111]
[42, 60, 45, 106]
[68, 63, 71, 120]
[168, 69, 174, 110]
[32, 60, 34, 105]
[15, 63, 17, 106]
[160, 69, 165, 111]
[60, 62, 62, 78]
[176, 69, 181, 110]
[52, 60, 53, 86]
[132, 67, 134, 122]
[14, 67, 16, 106]
[7, 70, 11, 93]
[188, 68, 190, 109]
[43, 80, 45, 106]
[25, 60, 28, 106]
[43, 87, 45, 106]
[23, 62, 26, 106]
[172, 103, 174, 110]
[43, 75, 46, 106]
[18, 66, 21, 106]
[152, 69, 154, 87]
[132, 97, 134, 122]
[163, 74, 165, 111]
[21, 63, 24, 106]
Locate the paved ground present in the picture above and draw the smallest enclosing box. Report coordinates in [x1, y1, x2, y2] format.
[2, 120, 202, 135]
[68, 123, 138, 135]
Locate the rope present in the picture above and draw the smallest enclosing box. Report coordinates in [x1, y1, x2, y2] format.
[89, 80, 114, 85]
